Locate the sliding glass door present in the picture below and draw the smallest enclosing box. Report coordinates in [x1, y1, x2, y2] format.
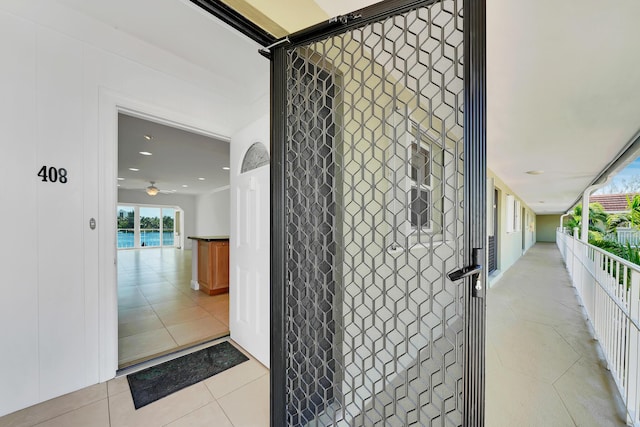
[163, 209, 175, 246]
[117, 205, 176, 249]
[117, 206, 135, 249]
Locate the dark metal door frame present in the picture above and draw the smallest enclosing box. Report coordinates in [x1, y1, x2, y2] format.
[270, 0, 486, 424]
[463, 1, 487, 424]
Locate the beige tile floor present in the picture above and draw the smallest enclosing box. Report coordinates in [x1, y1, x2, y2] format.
[486, 243, 628, 426]
[3, 243, 629, 426]
[117, 248, 230, 367]
[0, 339, 269, 427]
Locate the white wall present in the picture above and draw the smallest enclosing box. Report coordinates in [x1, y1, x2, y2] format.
[195, 188, 231, 237]
[118, 189, 197, 249]
[0, 1, 268, 416]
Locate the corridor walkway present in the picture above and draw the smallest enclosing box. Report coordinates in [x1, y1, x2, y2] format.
[486, 243, 627, 426]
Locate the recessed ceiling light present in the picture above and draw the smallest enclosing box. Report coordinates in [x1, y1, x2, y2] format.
[198, 177, 205, 181]
[526, 170, 544, 175]
[117, 177, 125, 181]
[139, 151, 152, 156]
[144, 135, 153, 140]
[129, 168, 139, 172]
[117, 184, 121, 187]
[222, 167, 230, 171]
[182, 184, 188, 188]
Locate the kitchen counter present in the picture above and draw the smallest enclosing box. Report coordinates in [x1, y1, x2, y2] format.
[187, 235, 230, 242]
[187, 236, 229, 295]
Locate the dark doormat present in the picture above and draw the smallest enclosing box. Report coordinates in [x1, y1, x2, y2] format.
[127, 341, 249, 409]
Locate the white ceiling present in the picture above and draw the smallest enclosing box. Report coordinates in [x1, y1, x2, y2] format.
[56, 0, 269, 108]
[57, 0, 640, 213]
[118, 114, 229, 195]
[487, 0, 640, 213]
[312, 0, 382, 19]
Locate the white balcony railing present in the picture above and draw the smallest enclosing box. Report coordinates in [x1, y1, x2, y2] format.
[557, 228, 640, 426]
[616, 228, 640, 247]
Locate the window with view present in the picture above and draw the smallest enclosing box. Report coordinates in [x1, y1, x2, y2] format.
[116, 205, 177, 249]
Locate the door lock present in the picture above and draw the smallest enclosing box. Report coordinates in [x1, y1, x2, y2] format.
[447, 248, 484, 297]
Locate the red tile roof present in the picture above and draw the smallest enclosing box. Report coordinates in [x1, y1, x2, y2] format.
[590, 193, 640, 212]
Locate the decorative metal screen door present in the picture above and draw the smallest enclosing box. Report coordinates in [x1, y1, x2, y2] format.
[271, 0, 486, 426]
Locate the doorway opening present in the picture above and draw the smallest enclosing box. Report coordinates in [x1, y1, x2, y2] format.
[116, 113, 231, 369]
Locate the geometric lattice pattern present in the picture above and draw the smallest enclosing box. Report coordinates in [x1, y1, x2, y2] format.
[285, 2, 464, 425]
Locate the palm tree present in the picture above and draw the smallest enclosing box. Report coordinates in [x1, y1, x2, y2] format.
[568, 202, 609, 240]
[605, 195, 640, 234]
[627, 194, 640, 228]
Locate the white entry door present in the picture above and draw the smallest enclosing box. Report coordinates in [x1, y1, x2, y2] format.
[230, 140, 270, 367]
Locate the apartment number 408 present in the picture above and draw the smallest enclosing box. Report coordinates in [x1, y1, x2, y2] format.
[37, 166, 68, 183]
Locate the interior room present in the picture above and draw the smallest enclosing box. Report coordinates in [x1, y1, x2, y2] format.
[116, 113, 232, 368]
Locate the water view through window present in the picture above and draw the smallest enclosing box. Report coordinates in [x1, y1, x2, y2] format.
[117, 205, 175, 249]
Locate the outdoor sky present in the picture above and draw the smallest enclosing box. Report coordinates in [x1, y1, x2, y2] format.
[598, 157, 640, 194]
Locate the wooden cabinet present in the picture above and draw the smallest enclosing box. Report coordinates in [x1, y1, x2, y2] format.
[197, 239, 229, 295]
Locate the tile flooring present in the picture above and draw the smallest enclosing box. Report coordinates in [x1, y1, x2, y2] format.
[0, 339, 269, 427]
[2, 243, 630, 426]
[117, 248, 229, 367]
[486, 243, 628, 426]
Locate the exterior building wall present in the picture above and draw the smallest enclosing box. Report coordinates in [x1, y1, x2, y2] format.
[537, 214, 562, 242]
[487, 169, 536, 284]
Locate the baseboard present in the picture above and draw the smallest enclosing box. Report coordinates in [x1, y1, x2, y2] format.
[488, 270, 504, 288]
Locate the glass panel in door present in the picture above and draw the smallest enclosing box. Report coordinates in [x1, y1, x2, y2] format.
[139, 207, 161, 247]
[117, 205, 135, 249]
[162, 208, 175, 246]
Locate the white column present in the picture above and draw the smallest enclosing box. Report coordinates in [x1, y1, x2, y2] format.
[559, 213, 570, 232]
[581, 190, 590, 243]
[190, 239, 199, 290]
[580, 180, 611, 242]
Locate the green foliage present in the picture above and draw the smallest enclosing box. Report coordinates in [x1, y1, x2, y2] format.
[607, 213, 629, 231]
[585, 195, 640, 275]
[590, 237, 640, 264]
[163, 215, 174, 229]
[589, 239, 639, 288]
[567, 202, 609, 237]
[140, 215, 173, 231]
[624, 242, 640, 266]
[118, 210, 174, 231]
[117, 209, 134, 229]
[627, 194, 640, 229]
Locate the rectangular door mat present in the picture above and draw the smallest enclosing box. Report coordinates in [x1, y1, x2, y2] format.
[127, 341, 249, 409]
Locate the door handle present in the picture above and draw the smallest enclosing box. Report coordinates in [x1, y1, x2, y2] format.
[447, 248, 484, 297]
[447, 264, 482, 281]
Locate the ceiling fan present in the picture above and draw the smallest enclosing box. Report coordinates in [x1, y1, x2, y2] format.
[143, 181, 175, 196]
